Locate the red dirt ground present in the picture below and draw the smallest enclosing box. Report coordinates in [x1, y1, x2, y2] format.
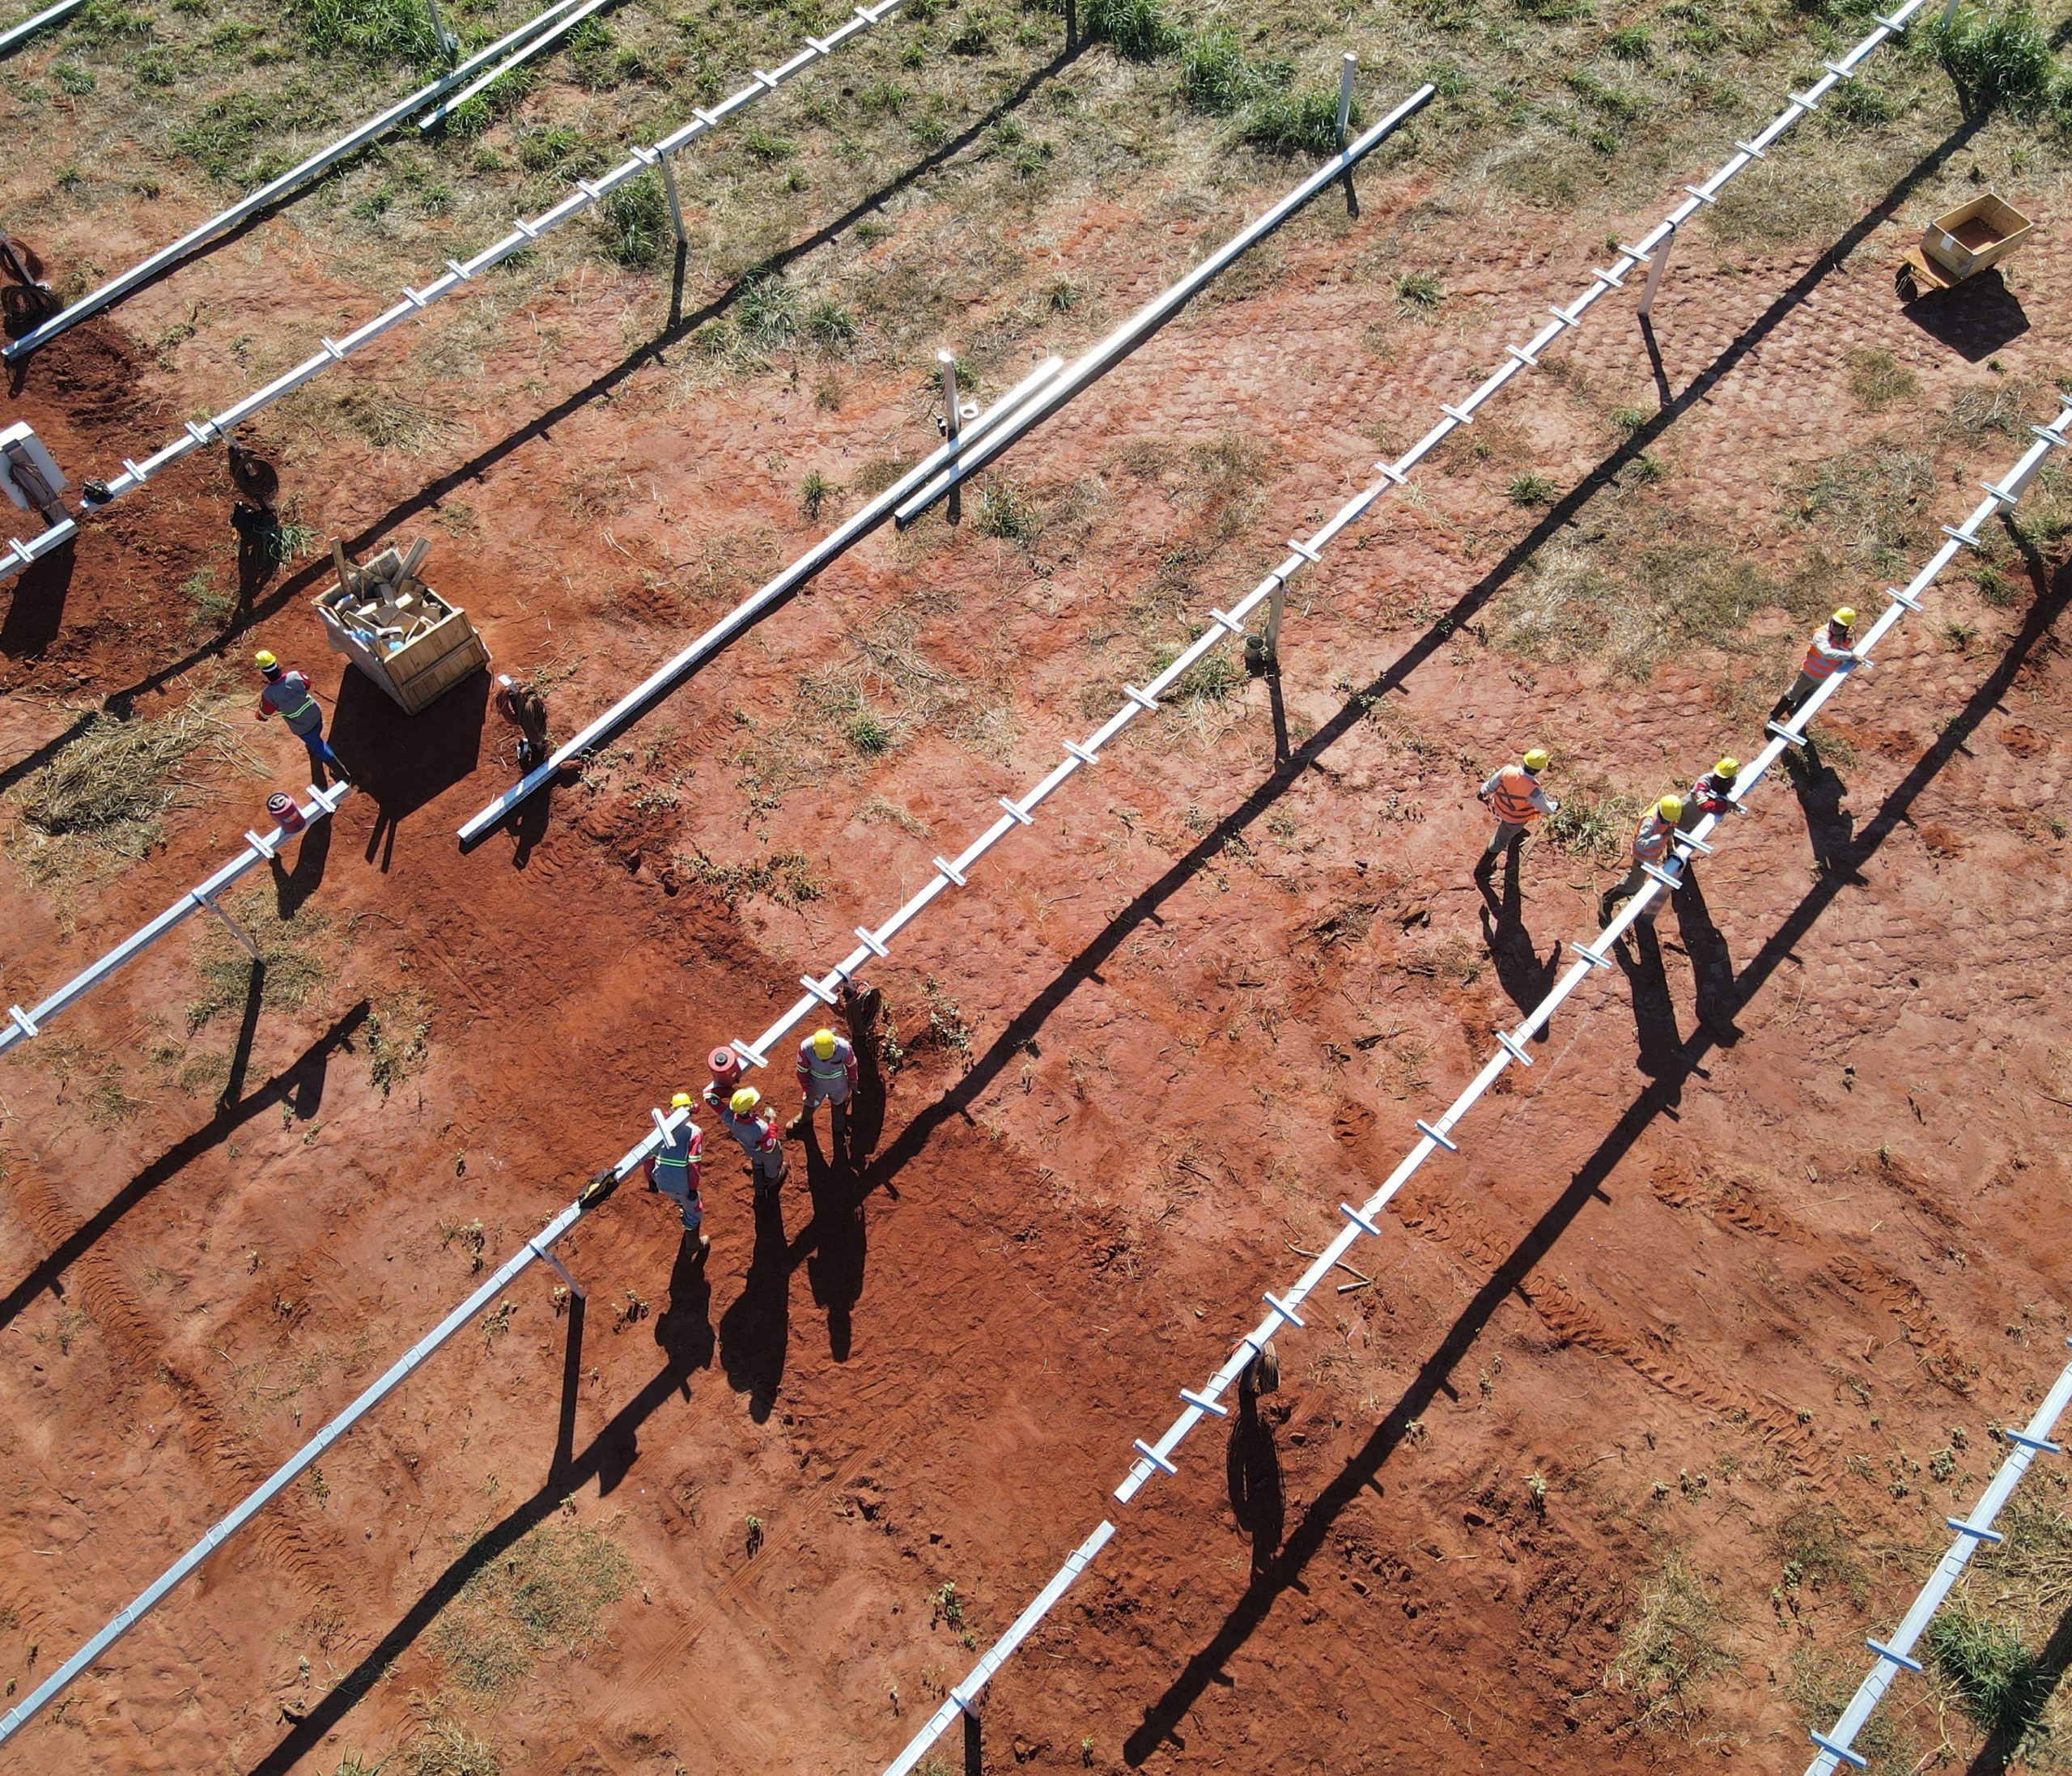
[2, 104, 2070, 1776]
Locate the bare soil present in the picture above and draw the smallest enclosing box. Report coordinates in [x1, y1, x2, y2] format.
[2, 13, 2072, 1776]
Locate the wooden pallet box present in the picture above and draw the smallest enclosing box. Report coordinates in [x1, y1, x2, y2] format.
[315, 537, 491, 715]
[1919, 193, 2033, 286]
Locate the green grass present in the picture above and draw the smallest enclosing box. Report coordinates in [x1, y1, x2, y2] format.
[1080, 0, 1176, 60]
[431, 1519, 631, 1697]
[1845, 347, 1919, 414]
[1238, 86, 1354, 155]
[597, 172, 673, 269]
[975, 479, 1042, 546]
[1931, 5, 2070, 122]
[283, 0, 444, 68]
[1543, 785, 1643, 865]
[847, 711, 890, 754]
[1928, 1608, 2054, 1743]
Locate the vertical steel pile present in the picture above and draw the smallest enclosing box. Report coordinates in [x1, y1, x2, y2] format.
[0, 783, 353, 1058]
[0, 0, 911, 584]
[873, 398, 2071, 1774]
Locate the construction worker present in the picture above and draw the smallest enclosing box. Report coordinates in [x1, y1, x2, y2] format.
[1474, 747, 1559, 878]
[1678, 757, 1743, 835]
[494, 673, 551, 771]
[792, 1026, 860, 1148]
[253, 650, 348, 787]
[1770, 608, 1858, 726]
[718, 1086, 788, 1193]
[1600, 794, 1683, 928]
[643, 1091, 709, 1254]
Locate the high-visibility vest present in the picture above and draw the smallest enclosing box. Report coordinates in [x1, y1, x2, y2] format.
[1801, 625, 1852, 680]
[716, 1103, 776, 1157]
[1488, 765, 1544, 825]
[1632, 810, 1674, 865]
[797, 1035, 856, 1088]
[262, 673, 322, 736]
[653, 1122, 702, 1188]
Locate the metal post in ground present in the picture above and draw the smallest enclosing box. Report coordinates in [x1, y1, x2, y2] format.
[196, 890, 261, 962]
[656, 150, 689, 244]
[1335, 53, 1359, 215]
[425, 0, 458, 60]
[1939, 0, 1959, 22]
[534, 1241, 585, 1301]
[1637, 227, 1676, 317]
[962, 1702, 982, 1775]
[939, 351, 963, 527]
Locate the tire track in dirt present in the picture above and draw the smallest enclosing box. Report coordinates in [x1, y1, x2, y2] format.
[1392, 1191, 1841, 1488]
[1645, 1163, 1978, 1396]
[11, 1171, 350, 1608]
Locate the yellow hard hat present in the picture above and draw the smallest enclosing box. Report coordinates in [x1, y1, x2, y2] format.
[1522, 747, 1550, 772]
[1715, 757, 1739, 778]
[670, 1090, 693, 1110]
[1658, 793, 1684, 820]
[812, 1028, 836, 1059]
[253, 649, 278, 671]
[1832, 606, 1856, 627]
[729, 1086, 761, 1115]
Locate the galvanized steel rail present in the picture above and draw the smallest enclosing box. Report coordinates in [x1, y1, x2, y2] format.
[873, 402, 2072, 1774]
[454, 83, 1436, 843]
[1, 0, 595, 362]
[1805, 1346, 2072, 1774]
[0, 0, 87, 56]
[0, 781, 354, 1059]
[0, 95, 1434, 1749]
[0, 1158, 619, 1745]
[0, 0, 910, 584]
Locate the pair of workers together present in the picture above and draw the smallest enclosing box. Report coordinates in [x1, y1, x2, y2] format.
[642, 1026, 861, 1253]
[1475, 607, 1864, 928]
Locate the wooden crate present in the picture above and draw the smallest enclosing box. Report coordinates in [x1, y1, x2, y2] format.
[315, 537, 491, 714]
[1920, 193, 2033, 283]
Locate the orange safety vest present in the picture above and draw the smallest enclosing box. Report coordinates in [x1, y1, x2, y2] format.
[1488, 765, 1544, 825]
[1632, 810, 1674, 865]
[1801, 624, 1851, 680]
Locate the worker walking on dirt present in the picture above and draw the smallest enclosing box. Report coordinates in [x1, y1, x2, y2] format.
[643, 1092, 709, 1256]
[253, 651, 348, 787]
[494, 673, 551, 771]
[1679, 757, 1743, 834]
[792, 1026, 860, 1149]
[717, 1086, 788, 1194]
[1473, 747, 1559, 880]
[1769, 608, 1859, 729]
[1600, 795, 1684, 928]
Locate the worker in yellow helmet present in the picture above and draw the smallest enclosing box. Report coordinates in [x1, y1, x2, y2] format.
[642, 1091, 708, 1255]
[1473, 746, 1560, 882]
[253, 648, 349, 787]
[792, 1025, 860, 1155]
[1599, 794, 1684, 928]
[715, 1083, 788, 1195]
[1679, 757, 1744, 835]
[1769, 607, 1859, 729]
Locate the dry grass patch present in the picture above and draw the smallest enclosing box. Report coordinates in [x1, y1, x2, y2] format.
[1606, 1547, 1736, 1730]
[431, 1519, 632, 1697]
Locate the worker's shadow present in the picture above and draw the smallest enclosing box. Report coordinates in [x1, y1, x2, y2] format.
[268, 818, 331, 918]
[1613, 924, 1683, 1084]
[800, 1120, 866, 1362]
[1672, 869, 1740, 1043]
[1225, 1390, 1285, 1581]
[329, 666, 490, 872]
[1475, 849, 1560, 1039]
[508, 769, 554, 869]
[650, 1233, 715, 1394]
[1787, 740, 1861, 882]
[0, 535, 72, 660]
[718, 1184, 791, 1422]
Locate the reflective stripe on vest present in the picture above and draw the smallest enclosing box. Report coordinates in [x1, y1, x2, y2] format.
[800, 1038, 852, 1083]
[1489, 765, 1543, 825]
[654, 1124, 699, 1175]
[266, 676, 321, 732]
[1633, 813, 1673, 864]
[1802, 626, 1849, 679]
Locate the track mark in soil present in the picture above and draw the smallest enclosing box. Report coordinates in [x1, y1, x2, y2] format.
[12, 1171, 350, 1606]
[1824, 1255, 1977, 1396]
[1394, 1192, 1840, 1487]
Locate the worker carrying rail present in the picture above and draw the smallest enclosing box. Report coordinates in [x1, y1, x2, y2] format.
[253, 650, 349, 788]
[1472, 746, 1559, 882]
[1769, 607, 1860, 732]
[1679, 757, 1743, 832]
[715, 1086, 788, 1195]
[643, 1092, 709, 1256]
[1600, 795, 1683, 929]
[791, 1026, 860, 1153]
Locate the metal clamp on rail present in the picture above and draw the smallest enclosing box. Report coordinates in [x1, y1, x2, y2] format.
[1263, 1290, 1306, 1329]
[1809, 1730, 1870, 1770]
[1062, 741, 1101, 767]
[1641, 861, 1683, 891]
[1947, 1515, 2005, 1544]
[729, 1036, 771, 1069]
[932, 856, 968, 886]
[800, 973, 841, 1005]
[1415, 1118, 1458, 1153]
[854, 926, 890, 958]
[1495, 1030, 1535, 1066]
[1131, 1438, 1177, 1476]
[1340, 1201, 1383, 1236]
[1569, 941, 1614, 970]
[997, 797, 1034, 826]
[1179, 1387, 1228, 1419]
[1940, 524, 1985, 548]
[1866, 1637, 1923, 1672]
[2005, 1429, 2064, 1454]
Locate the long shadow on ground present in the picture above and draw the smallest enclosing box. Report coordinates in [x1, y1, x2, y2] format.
[0, 45, 1085, 795]
[0, 999, 368, 1334]
[1120, 546, 2069, 1765]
